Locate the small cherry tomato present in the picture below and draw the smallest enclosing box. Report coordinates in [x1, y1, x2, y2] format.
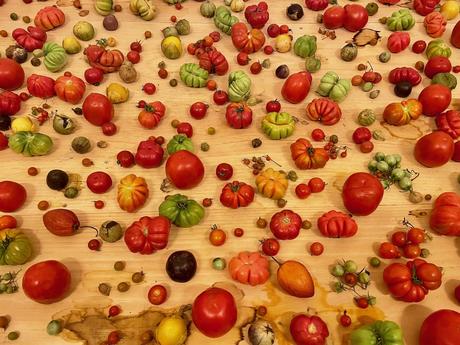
[360, 140, 374, 153]
[117, 150, 135, 168]
[310, 242, 324, 256]
[250, 61, 262, 74]
[261, 238, 280, 256]
[355, 297, 369, 309]
[209, 227, 226, 246]
[352, 127, 372, 144]
[402, 243, 421, 258]
[102, 122, 117, 136]
[412, 40, 427, 54]
[373, 72, 382, 84]
[155, 136, 165, 146]
[279, 24, 290, 34]
[94, 200, 105, 209]
[0, 132, 8, 151]
[215, 163, 233, 180]
[203, 36, 214, 47]
[407, 227, 425, 244]
[177, 122, 193, 138]
[0, 215, 18, 230]
[295, 183, 311, 199]
[352, 75, 363, 86]
[130, 41, 142, 52]
[158, 68, 168, 79]
[190, 102, 208, 120]
[207, 80, 217, 91]
[137, 100, 147, 108]
[202, 198, 213, 207]
[127, 50, 141, 64]
[264, 45, 274, 55]
[233, 227, 244, 237]
[311, 128, 326, 141]
[362, 71, 377, 83]
[237, 52, 250, 66]
[343, 273, 358, 286]
[308, 177, 326, 193]
[170, 15, 177, 22]
[19, 92, 30, 101]
[148, 284, 168, 305]
[187, 43, 197, 55]
[175, 3, 182, 9]
[340, 311, 352, 327]
[84, 67, 104, 86]
[213, 90, 229, 105]
[107, 330, 120, 345]
[142, 83, 156, 95]
[88, 239, 101, 251]
[265, 99, 281, 113]
[108, 305, 121, 317]
[267, 24, 280, 37]
[391, 231, 407, 247]
[378, 242, 401, 259]
[453, 65, 460, 73]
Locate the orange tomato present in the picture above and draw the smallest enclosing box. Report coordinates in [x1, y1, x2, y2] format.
[209, 227, 226, 246]
[383, 98, 422, 126]
[0, 215, 17, 230]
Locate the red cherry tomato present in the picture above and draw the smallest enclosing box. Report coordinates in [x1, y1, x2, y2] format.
[88, 239, 101, 251]
[391, 231, 407, 247]
[310, 242, 324, 256]
[209, 31, 221, 42]
[233, 227, 244, 237]
[295, 183, 312, 199]
[190, 102, 208, 120]
[355, 297, 369, 309]
[323, 5, 345, 29]
[108, 305, 121, 317]
[94, 200, 105, 209]
[311, 128, 326, 141]
[265, 99, 281, 113]
[340, 312, 352, 327]
[148, 284, 168, 305]
[264, 45, 274, 55]
[0, 215, 18, 230]
[107, 330, 120, 345]
[378, 242, 401, 259]
[84, 67, 104, 86]
[177, 122, 193, 138]
[308, 177, 326, 193]
[237, 52, 250, 66]
[250, 61, 262, 74]
[261, 238, 280, 256]
[213, 90, 229, 105]
[117, 151, 135, 168]
[412, 40, 427, 54]
[143, 83, 156, 95]
[86, 171, 113, 194]
[279, 24, 290, 34]
[267, 24, 280, 37]
[0, 132, 8, 151]
[127, 50, 141, 64]
[403, 243, 421, 258]
[455, 285, 460, 303]
[352, 127, 372, 144]
[130, 41, 142, 52]
[407, 227, 425, 244]
[359, 141, 374, 153]
[102, 122, 117, 136]
[209, 228, 226, 246]
[215, 163, 233, 181]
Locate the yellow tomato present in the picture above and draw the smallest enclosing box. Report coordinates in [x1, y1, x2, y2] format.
[155, 316, 187, 345]
[106, 83, 129, 104]
[11, 116, 37, 133]
[441, 0, 460, 20]
[107, 37, 117, 47]
[275, 34, 293, 53]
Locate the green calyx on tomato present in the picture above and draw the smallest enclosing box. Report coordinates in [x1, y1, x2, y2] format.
[0, 229, 33, 265]
[167, 134, 194, 155]
[261, 112, 296, 140]
[159, 194, 204, 228]
[350, 320, 404, 345]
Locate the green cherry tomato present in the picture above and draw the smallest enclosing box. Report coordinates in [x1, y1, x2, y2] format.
[376, 161, 390, 172]
[368, 160, 378, 171]
[374, 152, 386, 161]
[344, 260, 358, 273]
[384, 155, 397, 167]
[369, 257, 381, 267]
[398, 176, 412, 191]
[331, 264, 345, 277]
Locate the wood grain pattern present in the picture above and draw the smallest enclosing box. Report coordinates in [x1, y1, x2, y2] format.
[0, 0, 459, 344]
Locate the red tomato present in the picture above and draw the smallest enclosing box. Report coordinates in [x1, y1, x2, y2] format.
[190, 102, 208, 120]
[308, 177, 326, 193]
[451, 20, 460, 48]
[0, 215, 17, 230]
[352, 127, 372, 144]
[424, 56, 452, 79]
[142, 83, 156, 95]
[391, 231, 407, 247]
[359, 141, 374, 153]
[0, 132, 8, 151]
[215, 163, 233, 181]
[290, 314, 329, 345]
[82, 93, 114, 126]
[209, 228, 226, 246]
[135, 139, 164, 169]
[311, 128, 326, 141]
[107, 331, 120, 345]
[418, 84, 452, 117]
[343, 4, 368, 32]
[261, 238, 280, 256]
[379, 242, 401, 259]
[269, 210, 302, 240]
[102, 122, 117, 136]
[166, 150, 205, 189]
[342, 172, 384, 216]
[403, 243, 421, 258]
[407, 227, 425, 244]
[355, 297, 369, 309]
[419, 309, 460, 345]
[22, 260, 71, 304]
[323, 5, 345, 29]
[148, 284, 167, 305]
[177, 122, 193, 138]
[267, 24, 280, 38]
[213, 90, 229, 105]
[88, 239, 101, 251]
[266, 99, 281, 113]
[455, 285, 460, 303]
[250, 61, 262, 74]
[130, 41, 142, 52]
[86, 171, 113, 194]
[414, 131, 454, 167]
[279, 25, 290, 34]
[117, 151, 135, 168]
[192, 287, 237, 338]
[236, 52, 250, 65]
[453, 141, 460, 162]
[281, 71, 312, 104]
[0, 58, 25, 91]
[310, 242, 324, 256]
[412, 40, 427, 54]
[84, 67, 104, 86]
[0, 181, 27, 213]
[127, 50, 141, 64]
[295, 183, 311, 199]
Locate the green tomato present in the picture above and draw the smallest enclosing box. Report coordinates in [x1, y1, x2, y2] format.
[393, 154, 402, 164]
[228, 70, 251, 102]
[167, 134, 194, 155]
[426, 39, 452, 59]
[212, 257, 226, 270]
[47, 320, 63, 336]
[43, 42, 68, 73]
[368, 160, 378, 172]
[159, 194, 204, 228]
[386, 9, 415, 31]
[391, 168, 405, 181]
[398, 176, 412, 191]
[0, 230, 33, 265]
[331, 264, 345, 277]
[385, 155, 397, 167]
[374, 152, 386, 161]
[376, 161, 389, 172]
[343, 260, 357, 273]
[73, 21, 95, 41]
[261, 112, 295, 140]
[294, 35, 317, 58]
[350, 320, 404, 345]
[179, 63, 208, 88]
[381, 180, 391, 189]
[9, 132, 53, 156]
[214, 6, 239, 34]
[369, 257, 381, 267]
[358, 272, 370, 284]
[99, 221, 123, 243]
[0, 283, 6, 292]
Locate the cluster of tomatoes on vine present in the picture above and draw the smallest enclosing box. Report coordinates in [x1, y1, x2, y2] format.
[310, 128, 351, 158]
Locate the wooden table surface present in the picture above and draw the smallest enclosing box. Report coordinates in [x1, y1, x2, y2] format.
[0, 0, 459, 344]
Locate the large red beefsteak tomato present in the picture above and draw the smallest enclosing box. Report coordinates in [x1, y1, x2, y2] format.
[419, 309, 460, 345]
[342, 172, 384, 216]
[166, 150, 205, 189]
[0, 58, 25, 91]
[22, 260, 71, 304]
[0, 181, 27, 213]
[82, 93, 114, 126]
[124, 216, 170, 254]
[192, 287, 237, 338]
[281, 71, 312, 104]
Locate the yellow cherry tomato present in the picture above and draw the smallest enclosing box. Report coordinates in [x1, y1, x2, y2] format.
[155, 316, 187, 345]
[107, 37, 117, 47]
[441, 0, 460, 20]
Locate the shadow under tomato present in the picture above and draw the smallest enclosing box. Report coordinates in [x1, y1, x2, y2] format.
[444, 278, 460, 305]
[61, 257, 82, 298]
[400, 304, 432, 345]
